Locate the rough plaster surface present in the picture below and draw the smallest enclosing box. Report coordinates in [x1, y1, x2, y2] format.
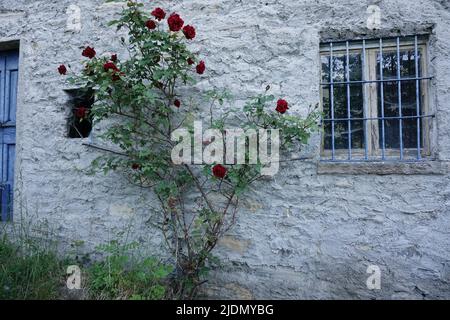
[0, 0, 449, 299]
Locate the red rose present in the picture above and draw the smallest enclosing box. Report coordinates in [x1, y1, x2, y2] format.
[167, 13, 184, 32]
[187, 58, 194, 65]
[75, 106, 88, 119]
[174, 99, 181, 108]
[82, 46, 96, 59]
[182, 25, 196, 40]
[151, 8, 166, 21]
[212, 164, 227, 179]
[58, 65, 67, 75]
[196, 60, 206, 74]
[131, 163, 141, 170]
[111, 54, 117, 62]
[103, 62, 119, 72]
[276, 99, 289, 114]
[145, 19, 156, 30]
[104, 62, 122, 81]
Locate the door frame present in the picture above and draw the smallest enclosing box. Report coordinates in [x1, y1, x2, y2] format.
[0, 39, 21, 222]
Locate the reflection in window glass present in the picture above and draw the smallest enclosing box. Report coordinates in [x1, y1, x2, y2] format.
[377, 49, 422, 149]
[322, 52, 364, 150]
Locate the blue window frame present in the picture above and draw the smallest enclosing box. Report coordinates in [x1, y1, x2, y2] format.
[320, 35, 434, 162]
[0, 49, 18, 221]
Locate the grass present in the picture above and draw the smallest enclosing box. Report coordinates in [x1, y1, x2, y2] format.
[85, 240, 172, 300]
[0, 234, 172, 300]
[0, 235, 65, 300]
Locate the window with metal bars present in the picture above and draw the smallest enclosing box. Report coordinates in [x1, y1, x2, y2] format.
[320, 35, 434, 162]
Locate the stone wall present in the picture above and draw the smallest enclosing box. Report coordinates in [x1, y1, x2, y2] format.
[0, 0, 449, 299]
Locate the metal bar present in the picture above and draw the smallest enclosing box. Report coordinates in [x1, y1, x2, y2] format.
[415, 35, 421, 160]
[346, 41, 352, 160]
[320, 76, 433, 86]
[330, 42, 336, 160]
[397, 37, 404, 160]
[319, 158, 435, 164]
[379, 38, 386, 159]
[362, 39, 368, 160]
[320, 34, 429, 46]
[323, 114, 435, 122]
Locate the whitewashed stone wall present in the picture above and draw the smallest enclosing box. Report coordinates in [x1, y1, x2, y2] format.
[0, 0, 449, 299]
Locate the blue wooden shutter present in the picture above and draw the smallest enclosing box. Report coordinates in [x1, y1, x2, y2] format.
[0, 50, 18, 222]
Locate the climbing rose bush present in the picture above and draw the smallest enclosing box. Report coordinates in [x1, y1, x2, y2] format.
[60, 1, 319, 299]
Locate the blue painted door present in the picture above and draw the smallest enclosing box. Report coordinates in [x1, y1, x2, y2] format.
[0, 50, 18, 221]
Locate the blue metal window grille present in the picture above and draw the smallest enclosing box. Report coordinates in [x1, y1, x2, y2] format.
[320, 35, 434, 162]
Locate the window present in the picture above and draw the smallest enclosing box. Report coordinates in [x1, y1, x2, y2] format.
[66, 88, 94, 138]
[320, 35, 433, 162]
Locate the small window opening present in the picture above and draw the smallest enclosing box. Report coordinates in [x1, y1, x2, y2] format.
[66, 88, 94, 138]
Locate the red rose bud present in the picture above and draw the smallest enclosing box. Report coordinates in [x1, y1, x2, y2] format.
[103, 62, 119, 72]
[75, 106, 88, 119]
[82, 46, 96, 59]
[103, 62, 122, 81]
[131, 163, 141, 170]
[187, 58, 194, 65]
[145, 19, 156, 30]
[276, 99, 289, 114]
[196, 60, 206, 75]
[167, 13, 184, 32]
[111, 54, 117, 62]
[182, 25, 196, 40]
[58, 65, 67, 75]
[212, 164, 227, 179]
[174, 99, 181, 108]
[151, 7, 166, 21]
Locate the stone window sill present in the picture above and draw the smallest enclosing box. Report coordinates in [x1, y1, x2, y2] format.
[317, 160, 449, 175]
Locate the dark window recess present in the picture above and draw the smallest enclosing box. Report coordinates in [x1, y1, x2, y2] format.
[66, 88, 94, 138]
